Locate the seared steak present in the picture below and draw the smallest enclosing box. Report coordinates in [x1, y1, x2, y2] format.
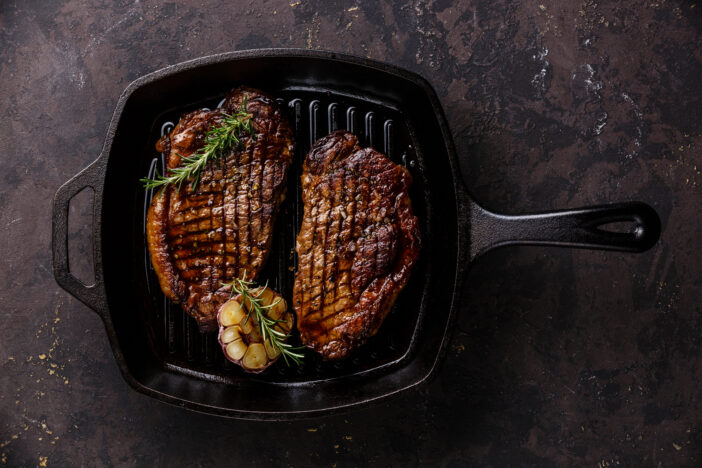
[147, 87, 294, 332]
[293, 131, 421, 359]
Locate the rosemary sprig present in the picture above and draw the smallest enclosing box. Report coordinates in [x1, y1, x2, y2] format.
[141, 97, 255, 192]
[222, 272, 305, 366]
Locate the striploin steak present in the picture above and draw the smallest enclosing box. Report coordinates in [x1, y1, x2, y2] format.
[293, 131, 421, 359]
[146, 87, 294, 332]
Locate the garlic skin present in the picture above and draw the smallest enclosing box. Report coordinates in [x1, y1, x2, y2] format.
[216, 286, 294, 373]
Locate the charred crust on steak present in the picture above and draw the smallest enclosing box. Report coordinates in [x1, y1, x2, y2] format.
[293, 130, 421, 359]
[146, 86, 294, 332]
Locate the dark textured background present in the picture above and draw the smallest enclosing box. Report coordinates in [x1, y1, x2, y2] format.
[1, 0, 701, 466]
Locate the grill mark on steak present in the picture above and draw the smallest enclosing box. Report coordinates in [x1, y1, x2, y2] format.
[146, 87, 294, 332]
[241, 143, 252, 271]
[207, 149, 215, 300]
[220, 142, 228, 284]
[323, 170, 341, 307]
[232, 144, 241, 279]
[293, 131, 421, 359]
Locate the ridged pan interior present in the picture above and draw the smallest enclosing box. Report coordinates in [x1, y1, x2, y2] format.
[140, 86, 431, 384]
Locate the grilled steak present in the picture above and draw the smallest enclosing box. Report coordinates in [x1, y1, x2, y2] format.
[147, 87, 294, 332]
[293, 131, 421, 359]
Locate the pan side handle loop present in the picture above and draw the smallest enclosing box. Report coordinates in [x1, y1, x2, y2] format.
[52, 158, 109, 317]
[468, 201, 661, 261]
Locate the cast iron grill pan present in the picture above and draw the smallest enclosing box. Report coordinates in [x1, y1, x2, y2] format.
[52, 50, 660, 419]
[142, 90, 429, 383]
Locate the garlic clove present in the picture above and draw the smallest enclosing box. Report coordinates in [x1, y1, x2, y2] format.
[220, 325, 241, 344]
[270, 296, 287, 320]
[219, 300, 245, 327]
[275, 312, 293, 334]
[256, 287, 275, 306]
[242, 343, 268, 370]
[240, 316, 254, 334]
[264, 338, 281, 359]
[226, 339, 247, 361]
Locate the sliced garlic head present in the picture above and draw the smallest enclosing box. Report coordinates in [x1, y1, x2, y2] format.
[217, 285, 296, 373]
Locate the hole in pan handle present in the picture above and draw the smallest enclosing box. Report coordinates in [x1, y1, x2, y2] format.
[468, 200, 661, 261]
[52, 157, 108, 317]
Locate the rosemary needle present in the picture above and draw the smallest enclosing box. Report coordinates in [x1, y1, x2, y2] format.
[222, 272, 305, 366]
[141, 97, 255, 193]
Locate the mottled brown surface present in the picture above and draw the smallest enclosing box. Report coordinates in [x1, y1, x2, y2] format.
[294, 131, 420, 359]
[147, 87, 294, 331]
[1, 0, 701, 466]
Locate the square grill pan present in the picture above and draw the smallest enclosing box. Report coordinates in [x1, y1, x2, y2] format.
[53, 50, 462, 419]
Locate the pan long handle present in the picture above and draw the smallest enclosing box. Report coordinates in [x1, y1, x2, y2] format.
[52, 158, 108, 316]
[468, 200, 661, 261]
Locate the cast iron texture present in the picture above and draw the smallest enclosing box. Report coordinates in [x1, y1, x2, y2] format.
[52, 49, 659, 419]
